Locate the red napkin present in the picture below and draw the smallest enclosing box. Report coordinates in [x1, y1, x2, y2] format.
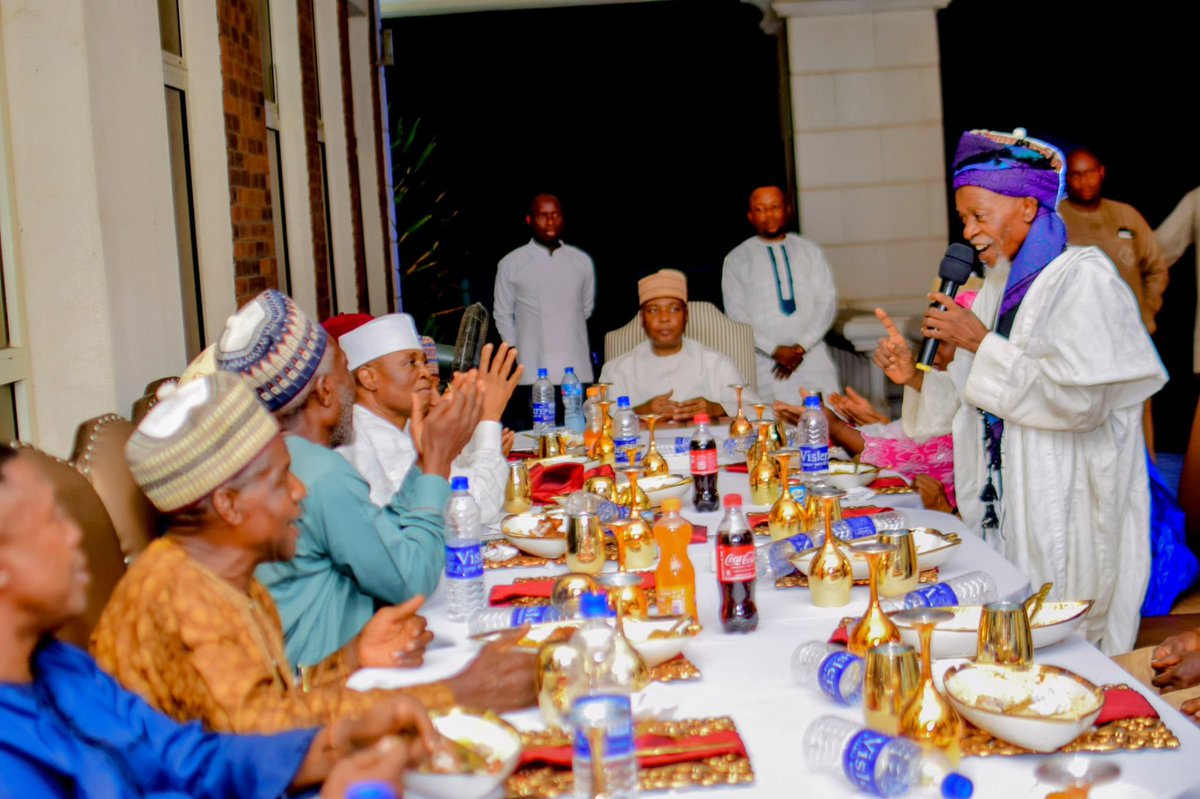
[829, 625, 850, 646]
[868, 476, 909, 490]
[724, 463, 750, 474]
[842, 505, 893, 517]
[1096, 687, 1158, 724]
[507, 450, 537, 461]
[518, 729, 748, 769]
[527, 463, 615, 504]
[689, 525, 707, 544]
[489, 573, 656, 606]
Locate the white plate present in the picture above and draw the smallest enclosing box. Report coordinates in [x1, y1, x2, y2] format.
[823, 460, 881, 490]
[895, 600, 1094, 659]
[406, 709, 522, 799]
[789, 527, 961, 579]
[347, 644, 468, 691]
[631, 474, 693, 504]
[501, 510, 568, 558]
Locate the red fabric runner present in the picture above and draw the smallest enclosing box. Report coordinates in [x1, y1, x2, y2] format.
[489, 573, 656, 606]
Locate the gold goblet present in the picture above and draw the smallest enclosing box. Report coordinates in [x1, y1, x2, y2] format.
[617, 466, 651, 516]
[535, 641, 579, 727]
[611, 514, 655, 572]
[638, 413, 669, 477]
[550, 572, 600, 617]
[878, 527, 919, 597]
[728, 384, 753, 438]
[892, 608, 963, 761]
[594, 384, 614, 435]
[846, 541, 901, 656]
[583, 474, 616, 502]
[807, 484, 852, 607]
[748, 424, 782, 505]
[751, 403, 767, 423]
[767, 449, 803, 540]
[536, 432, 564, 459]
[503, 460, 533, 514]
[592, 400, 616, 465]
[864, 642, 920, 734]
[596, 571, 650, 619]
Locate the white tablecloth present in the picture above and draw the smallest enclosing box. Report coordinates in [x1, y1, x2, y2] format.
[400, 469, 1200, 799]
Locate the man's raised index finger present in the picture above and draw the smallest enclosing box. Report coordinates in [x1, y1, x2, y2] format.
[874, 307, 903, 339]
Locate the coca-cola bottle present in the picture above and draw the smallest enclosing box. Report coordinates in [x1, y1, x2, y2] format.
[690, 413, 719, 512]
[716, 494, 758, 633]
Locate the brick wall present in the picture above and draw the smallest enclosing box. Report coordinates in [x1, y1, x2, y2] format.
[216, 0, 279, 306]
[296, 0, 333, 319]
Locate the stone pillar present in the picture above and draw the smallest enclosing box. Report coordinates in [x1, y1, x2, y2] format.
[776, 0, 949, 314]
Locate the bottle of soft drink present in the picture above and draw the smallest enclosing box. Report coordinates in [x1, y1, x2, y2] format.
[612, 396, 640, 466]
[799, 394, 830, 474]
[803, 716, 973, 798]
[879, 571, 998, 614]
[467, 605, 564, 636]
[444, 477, 485, 622]
[653, 498, 698, 619]
[570, 593, 638, 799]
[562, 367, 585, 434]
[716, 494, 757, 633]
[690, 413, 719, 512]
[532, 368, 556, 436]
[791, 641, 864, 705]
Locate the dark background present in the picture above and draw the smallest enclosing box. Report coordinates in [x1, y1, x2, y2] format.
[385, 0, 1200, 452]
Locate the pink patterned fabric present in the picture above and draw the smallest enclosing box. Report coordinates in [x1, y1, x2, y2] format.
[858, 421, 956, 508]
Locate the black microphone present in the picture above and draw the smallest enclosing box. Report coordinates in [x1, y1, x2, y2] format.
[915, 243, 976, 372]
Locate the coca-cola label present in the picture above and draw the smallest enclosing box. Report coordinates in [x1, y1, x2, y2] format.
[445, 541, 483, 579]
[571, 694, 634, 760]
[841, 517, 877, 539]
[911, 582, 959, 608]
[717, 544, 756, 582]
[842, 729, 889, 794]
[800, 444, 829, 472]
[817, 651, 862, 705]
[690, 448, 717, 475]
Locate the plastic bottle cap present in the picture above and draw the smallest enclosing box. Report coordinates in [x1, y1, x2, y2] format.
[694, 413, 710, 424]
[565, 367, 575, 374]
[451, 476, 470, 491]
[804, 395, 821, 407]
[941, 774, 974, 799]
[537, 368, 549, 378]
[723, 494, 743, 507]
[661, 497, 681, 512]
[617, 396, 631, 408]
[579, 591, 612, 619]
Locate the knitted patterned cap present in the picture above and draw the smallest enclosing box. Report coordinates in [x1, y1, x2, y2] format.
[214, 289, 328, 412]
[126, 371, 280, 512]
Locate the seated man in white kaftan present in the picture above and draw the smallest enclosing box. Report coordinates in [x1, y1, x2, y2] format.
[876, 128, 1165, 654]
[335, 313, 521, 523]
[722, 185, 839, 402]
[599, 269, 758, 422]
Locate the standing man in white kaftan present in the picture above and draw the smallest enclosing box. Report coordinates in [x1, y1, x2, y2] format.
[722, 185, 839, 402]
[334, 313, 522, 524]
[878, 129, 1165, 654]
[599, 269, 759, 422]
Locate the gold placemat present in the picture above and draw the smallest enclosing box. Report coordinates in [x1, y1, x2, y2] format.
[961, 685, 1179, 756]
[651, 654, 701, 683]
[874, 485, 915, 495]
[776, 566, 939, 589]
[506, 717, 754, 798]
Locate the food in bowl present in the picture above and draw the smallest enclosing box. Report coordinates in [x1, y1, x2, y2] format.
[424, 737, 506, 775]
[406, 708, 522, 799]
[824, 460, 881, 489]
[894, 600, 1093, 659]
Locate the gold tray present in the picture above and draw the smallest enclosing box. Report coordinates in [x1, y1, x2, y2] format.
[961, 685, 1179, 756]
[776, 566, 939, 589]
[506, 717, 754, 797]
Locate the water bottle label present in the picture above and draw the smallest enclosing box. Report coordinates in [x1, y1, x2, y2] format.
[445, 542, 483, 579]
[717, 544, 756, 583]
[690, 448, 717, 475]
[532, 402, 555, 426]
[840, 517, 877, 540]
[842, 729, 890, 795]
[571, 695, 634, 761]
[817, 651, 861, 705]
[511, 606, 553, 625]
[787, 484, 807, 504]
[911, 582, 959, 608]
[614, 437, 640, 465]
[673, 436, 690, 454]
[767, 535, 813, 577]
[800, 444, 829, 472]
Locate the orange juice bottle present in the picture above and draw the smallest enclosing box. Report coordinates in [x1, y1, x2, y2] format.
[583, 386, 602, 454]
[653, 497, 698, 619]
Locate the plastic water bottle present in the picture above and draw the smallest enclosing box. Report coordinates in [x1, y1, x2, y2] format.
[444, 477, 485, 622]
[467, 605, 563, 636]
[570, 593, 638, 799]
[562, 367, 585, 434]
[612, 396, 640, 466]
[755, 533, 815, 583]
[532, 368, 556, 436]
[792, 641, 864, 705]
[757, 513, 909, 582]
[799, 395, 830, 474]
[345, 783, 398, 799]
[879, 571, 998, 614]
[809, 512, 909, 548]
[803, 716, 973, 798]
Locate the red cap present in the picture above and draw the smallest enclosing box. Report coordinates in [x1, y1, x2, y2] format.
[724, 494, 743, 507]
[322, 313, 374, 341]
[694, 413, 710, 424]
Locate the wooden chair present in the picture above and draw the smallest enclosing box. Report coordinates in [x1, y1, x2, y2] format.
[71, 414, 158, 564]
[602, 300, 758, 393]
[13, 443, 126, 648]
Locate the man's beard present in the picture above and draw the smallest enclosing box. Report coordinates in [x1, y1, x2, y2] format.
[328, 382, 356, 448]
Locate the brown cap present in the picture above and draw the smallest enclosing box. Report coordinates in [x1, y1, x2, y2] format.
[637, 269, 687, 306]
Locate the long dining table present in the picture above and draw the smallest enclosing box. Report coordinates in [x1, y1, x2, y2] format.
[374, 465, 1200, 799]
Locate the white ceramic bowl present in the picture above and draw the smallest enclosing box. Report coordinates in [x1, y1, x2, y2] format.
[623, 616, 693, 667]
[407, 708, 522, 799]
[634, 474, 693, 505]
[789, 527, 961, 580]
[894, 601, 1094, 660]
[943, 663, 1104, 752]
[501, 511, 568, 559]
[823, 460, 881, 490]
